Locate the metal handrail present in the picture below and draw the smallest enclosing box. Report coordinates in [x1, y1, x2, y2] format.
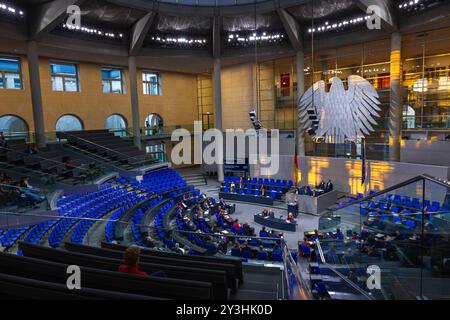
[59, 131, 145, 162]
[0, 145, 93, 174]
[281, 241, 314, 300]
[315, 239, 375, 300]
[334, 174, 449, 212]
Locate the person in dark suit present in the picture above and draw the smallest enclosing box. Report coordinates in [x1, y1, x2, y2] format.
[325, 180, 334, 192]
[243, 222, 254, 236]
[318, 180, 326, 190]
[241, 242, 252, 257]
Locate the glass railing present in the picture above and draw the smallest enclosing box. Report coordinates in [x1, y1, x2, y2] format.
[317, 175, 450, 300]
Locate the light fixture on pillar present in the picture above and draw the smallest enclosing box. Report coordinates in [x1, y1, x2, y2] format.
[249, 109, 263, 130]
[248, 1, 265, 131]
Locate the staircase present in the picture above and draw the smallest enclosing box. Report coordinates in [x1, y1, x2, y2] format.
[181, 173, 207, 187]
[231, 264, 284, 300]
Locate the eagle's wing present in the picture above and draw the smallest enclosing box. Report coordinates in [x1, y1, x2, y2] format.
[297, 80, 326, 133]
[346, 75, 381, 139]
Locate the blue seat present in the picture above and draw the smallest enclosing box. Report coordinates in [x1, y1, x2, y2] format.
[257, 251, 268, 260]
[300, 244, 311, 257]
[231, 248, 241, 257]
[242, 250, 252, 259]
[271, 250, 282, 261]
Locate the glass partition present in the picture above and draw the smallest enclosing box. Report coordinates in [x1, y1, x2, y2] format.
[317, 176, 450, 300]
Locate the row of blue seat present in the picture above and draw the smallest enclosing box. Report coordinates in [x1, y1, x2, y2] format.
[49, 188, 135, 247]
[0, 226, 30, 248]
[224, 176, 294, 188]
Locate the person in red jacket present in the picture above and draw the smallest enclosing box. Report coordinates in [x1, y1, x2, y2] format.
[118, 246, 148, 276]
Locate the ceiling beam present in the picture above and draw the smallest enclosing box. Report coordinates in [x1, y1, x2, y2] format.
[276, 7, 303, 52]
[399, 1, 450, 34]
[108, 0, 307, 16]
[355, 0, 397, 33]
[29, 0, 87, 41]
[212, 15, 222, 59]
[129, 11, 156, 56]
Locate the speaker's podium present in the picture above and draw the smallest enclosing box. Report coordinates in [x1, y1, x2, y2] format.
[286, 192, 299, 218]
[297, 190, 338, 215]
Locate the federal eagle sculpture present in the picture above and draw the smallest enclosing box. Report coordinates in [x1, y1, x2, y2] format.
[298, 75, 381, 143]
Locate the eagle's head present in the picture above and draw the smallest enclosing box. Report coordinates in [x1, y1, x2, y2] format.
[329, 77, 345, 93]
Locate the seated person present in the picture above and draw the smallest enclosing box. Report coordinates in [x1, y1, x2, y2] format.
[241, 242, 252, 257]
[272, 244, 282, 256]
[174, 243, 184, 255]
[325, 180, 334, 193]
[24, 144, 38, 155]
[199, 192, 207, 200]
[219, 197, 231, 210]
[233, 242, 241, 253]
[143, 235, 155, 248]
[310, 229, 320, 241]
[205, 197, 214, 208]
[287, 212, 295, 222]
[242, 222, 254, 236]
[335, 228, 344, 240]
[229, 181, 236, 192]
[260, 184, 265, 196]
[261, 208, 269, 216]
[317, 180, 326, 190]
[19, 176, 45, 204]
[118, 246, 148, 276]
[259, 226, 270, 238]
[232, 219, 240, 231]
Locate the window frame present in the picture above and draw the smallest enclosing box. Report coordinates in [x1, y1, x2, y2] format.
[102, 66, 124, 94]
[0, 55, 23, 90]
[50, 61, 80, 92]
[142, 70, 162, 96]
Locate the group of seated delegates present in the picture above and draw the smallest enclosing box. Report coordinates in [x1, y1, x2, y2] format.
[118, 246, 167, 277]
[0, 172, 45, 208]
[232, 241, 282, 260]
[176, 194, 229, 251]
[259, 226, 283, 238]
[223, 175, 292, 200]
[261, 207, 295, 222]
[296, 179, 334, 197]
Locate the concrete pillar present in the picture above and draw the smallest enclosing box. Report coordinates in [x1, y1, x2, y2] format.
[213, 58, 224, 182]
[389, 32, 402, 162]
[26, 41, 46, 148]
[296, 50, 306, 157]
[128, 56, 141, 150]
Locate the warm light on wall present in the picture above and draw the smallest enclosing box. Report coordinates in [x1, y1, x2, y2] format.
[368, 162, 394, 192]
[345, 160, 365, 195]
[390, 50, 402, 82]
[307, 159, 330, 187]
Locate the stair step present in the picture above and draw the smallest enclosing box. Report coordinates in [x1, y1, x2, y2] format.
[231, 289, 278, 300]
[240, 281, 278, 292]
